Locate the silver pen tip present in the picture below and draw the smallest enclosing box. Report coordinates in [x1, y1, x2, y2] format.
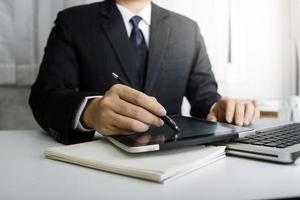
[112, 72, 118, 79]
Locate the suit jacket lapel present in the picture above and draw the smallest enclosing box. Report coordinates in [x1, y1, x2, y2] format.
[144, 3, 170, 94]
[99, 0, 137, 87]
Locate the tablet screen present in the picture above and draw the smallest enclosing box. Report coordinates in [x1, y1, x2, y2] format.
[110, 116, 246, 148]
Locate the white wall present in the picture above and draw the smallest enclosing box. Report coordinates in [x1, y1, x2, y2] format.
[230, 0, 293, 100]
[155, 0, 294, 101]
[291, 0, 300, 94]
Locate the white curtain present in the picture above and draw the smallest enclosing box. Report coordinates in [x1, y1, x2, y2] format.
[0, 0, 98, 85]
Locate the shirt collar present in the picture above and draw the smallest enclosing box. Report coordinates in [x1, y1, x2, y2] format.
[116, 3, 151, 26]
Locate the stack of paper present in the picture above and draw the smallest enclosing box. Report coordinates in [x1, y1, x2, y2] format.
[45, 140, 225, 183]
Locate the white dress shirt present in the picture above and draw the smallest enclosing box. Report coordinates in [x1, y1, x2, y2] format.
[73, 3, 152, 131]
[117, 3, 151, 46]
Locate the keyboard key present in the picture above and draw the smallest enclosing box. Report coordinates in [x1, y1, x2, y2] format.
[242, 139, 258, 144]
[276, 144, 289, 148]
[263, 139, 277, 143]
[235, 138, 249, 142]
[251, 141, 265, 145]
[264, 142, 282, 147]
[291, 141, 298, 145]
[236, 123, 300, 148]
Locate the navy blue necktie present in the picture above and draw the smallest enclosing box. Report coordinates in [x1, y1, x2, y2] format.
[129, 16, 148, 90]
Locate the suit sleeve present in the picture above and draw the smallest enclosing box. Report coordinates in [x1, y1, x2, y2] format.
[186, 23, 221, 119]
[29, 12, 98, 144]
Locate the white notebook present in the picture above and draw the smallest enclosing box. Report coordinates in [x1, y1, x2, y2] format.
[45, 140, 226, 183]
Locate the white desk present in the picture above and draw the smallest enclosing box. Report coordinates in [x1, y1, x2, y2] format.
[1, 130, 300, 200]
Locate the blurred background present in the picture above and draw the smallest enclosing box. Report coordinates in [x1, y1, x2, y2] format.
[0, 0, 300, 129]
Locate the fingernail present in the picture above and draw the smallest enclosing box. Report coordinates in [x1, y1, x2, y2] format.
[244, 120, 249, 126]
[226, 116, 232, 123]
[238, 121, 243, 126]
[160, 119, 164, 126]
[159, 108, 167, 116]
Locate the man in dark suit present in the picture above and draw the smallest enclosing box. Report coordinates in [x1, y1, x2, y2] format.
[29, 0, 260, 144]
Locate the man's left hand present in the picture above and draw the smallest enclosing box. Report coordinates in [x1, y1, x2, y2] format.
[206, 97, 260, 126]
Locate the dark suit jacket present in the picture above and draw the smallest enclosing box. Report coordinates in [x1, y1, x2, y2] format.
[29, 0, 221, 144]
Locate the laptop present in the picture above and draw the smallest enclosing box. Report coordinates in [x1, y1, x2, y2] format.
[225, 119, 300, 163]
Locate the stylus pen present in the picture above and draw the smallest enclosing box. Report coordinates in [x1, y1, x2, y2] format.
[112, 72, 180, 132]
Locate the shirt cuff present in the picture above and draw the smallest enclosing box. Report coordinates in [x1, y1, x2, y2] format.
[73, 96, 102, 132]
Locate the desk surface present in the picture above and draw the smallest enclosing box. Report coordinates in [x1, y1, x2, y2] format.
[1, 130, 300, 200]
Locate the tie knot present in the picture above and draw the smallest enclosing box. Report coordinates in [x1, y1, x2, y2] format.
[130, 16, 142, 28]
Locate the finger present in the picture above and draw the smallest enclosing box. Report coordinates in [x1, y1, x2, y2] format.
[105, 126, 134, 136]
[225, 99, 236, 123]
[115, 85, 166, 116]
[215, 104, 226, 122]
[251, 99, 260, 124]
[100, 116, 135, 136]
[252, 99, 259, 107]
[251, 106, 260, 124]
[207, 112, 217, 122]
[150, 96, 157, 101]
[234, 100, 245, 126]
[110, 112, 150, 134]
[244, 102, 254, 126]
[113, 98, 164, 127]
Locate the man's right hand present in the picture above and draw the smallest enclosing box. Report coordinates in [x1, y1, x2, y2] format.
[81, 84, 166, 135]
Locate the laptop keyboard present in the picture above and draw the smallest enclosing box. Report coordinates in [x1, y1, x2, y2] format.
[236, 123, 300, 148]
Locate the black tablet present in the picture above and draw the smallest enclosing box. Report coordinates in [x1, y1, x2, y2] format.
[107, 115, 255, 153]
